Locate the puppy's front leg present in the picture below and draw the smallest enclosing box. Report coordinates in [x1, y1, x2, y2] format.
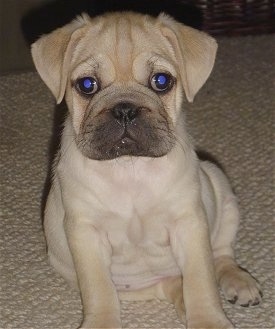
[65, 216, 121, 329]
[171, 208, 233, 329]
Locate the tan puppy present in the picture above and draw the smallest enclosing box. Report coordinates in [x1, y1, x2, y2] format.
[32, 12, 261, 329]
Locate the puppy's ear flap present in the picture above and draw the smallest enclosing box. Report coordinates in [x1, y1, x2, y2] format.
[159, 14, 217, 102]
[31, 14, 89, 104]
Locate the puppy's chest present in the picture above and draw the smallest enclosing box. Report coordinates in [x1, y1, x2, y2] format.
[106, 213, 180, 290]
[95, 188, 181, 287]
[106, 208, 170, 249]
[67, 157, 184, 287]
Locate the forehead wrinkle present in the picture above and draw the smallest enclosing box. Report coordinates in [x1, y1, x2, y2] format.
[115, 17, 134, 77]
[71, 56, 99, 78]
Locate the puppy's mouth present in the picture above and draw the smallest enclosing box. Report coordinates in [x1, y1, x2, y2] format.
[110, 135, 140, 157]
[114, 133, 137, 149]
[108, 130, 145, 159]
[76, 101, 175, 160]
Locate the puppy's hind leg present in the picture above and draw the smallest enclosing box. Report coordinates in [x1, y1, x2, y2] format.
[215, 255, 262, 307]
[213, 197, 262, 307]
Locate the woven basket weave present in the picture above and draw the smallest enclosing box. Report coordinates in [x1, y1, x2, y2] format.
[188, 0, 275, 35]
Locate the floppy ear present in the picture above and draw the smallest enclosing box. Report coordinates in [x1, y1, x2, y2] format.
[31, 14, 90, 104]
[159, 14, 217, 102]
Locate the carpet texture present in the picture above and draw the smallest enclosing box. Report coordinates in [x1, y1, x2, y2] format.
[0, 34, 274, 329]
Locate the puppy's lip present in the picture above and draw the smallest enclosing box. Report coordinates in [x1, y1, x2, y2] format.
[111, 132, 138, 149]
[116, 133, 136, 145]
[109, 136, 137, 157]
[120, 136, 135, 144]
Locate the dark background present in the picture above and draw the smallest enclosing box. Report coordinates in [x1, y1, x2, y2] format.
[1, 0, 274, 74]
[0, 0, 202, 74]
[21, 0, 203, 45]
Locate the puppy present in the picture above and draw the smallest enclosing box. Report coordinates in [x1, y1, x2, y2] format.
[31, 12, 261, 329]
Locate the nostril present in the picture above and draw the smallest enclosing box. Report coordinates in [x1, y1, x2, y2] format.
[127, 108, 138, 121]
[111, 102, 139, 124]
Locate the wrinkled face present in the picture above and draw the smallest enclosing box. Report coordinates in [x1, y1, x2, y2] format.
[32, 13, 217, 161]
[66, 16, 182, 160]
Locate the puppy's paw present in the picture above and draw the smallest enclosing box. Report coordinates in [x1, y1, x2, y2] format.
[220, 267, 262, 307]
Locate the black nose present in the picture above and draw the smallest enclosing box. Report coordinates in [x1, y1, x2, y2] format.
[111, 102, 139, 124]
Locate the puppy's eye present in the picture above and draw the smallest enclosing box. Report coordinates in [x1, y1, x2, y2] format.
[150, 73, 173, 92]
[76, 77, 99, 95]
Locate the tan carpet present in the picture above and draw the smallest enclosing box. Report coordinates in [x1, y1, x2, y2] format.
[0, 34, 274, 328]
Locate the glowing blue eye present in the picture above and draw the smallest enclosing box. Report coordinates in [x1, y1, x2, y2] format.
[151, 73, 173, 92]
[77, 77, 98, 95]
[157, 75, 167, 85]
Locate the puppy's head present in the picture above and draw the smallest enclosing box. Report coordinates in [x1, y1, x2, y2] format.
[32, 12, 217, 160]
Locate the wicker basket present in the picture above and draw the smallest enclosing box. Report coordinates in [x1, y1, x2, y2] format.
[188, 0, 275, 35]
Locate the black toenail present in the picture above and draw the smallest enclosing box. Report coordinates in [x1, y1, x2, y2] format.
[228, 296, 238, 304]
[251, 298, 260, 306]
[259, 291, 263, 298]
[240, 302, 250, 307]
